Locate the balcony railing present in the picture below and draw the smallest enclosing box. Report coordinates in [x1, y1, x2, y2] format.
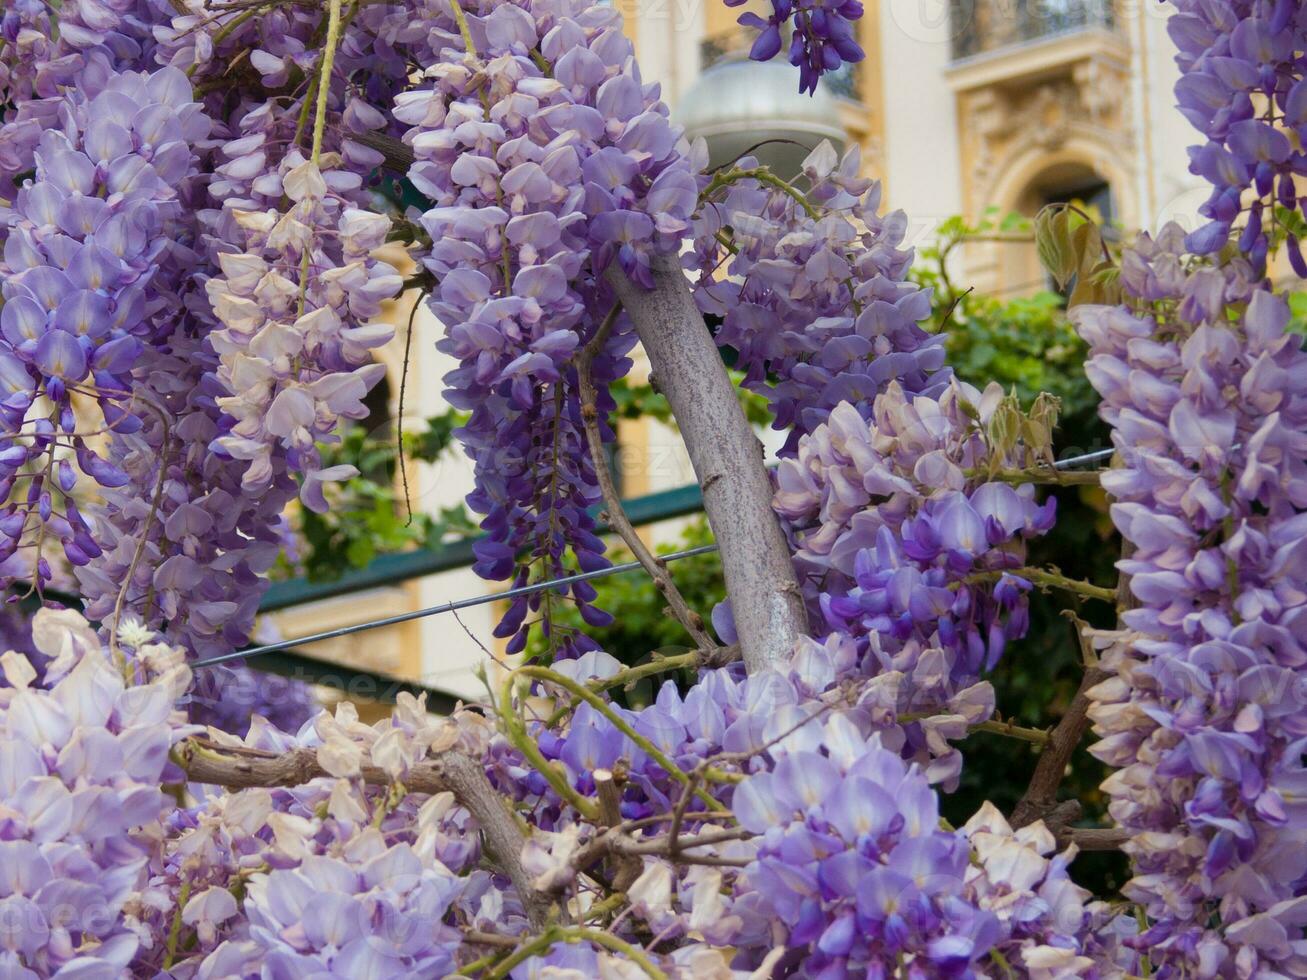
[950, 0, 1116, 61]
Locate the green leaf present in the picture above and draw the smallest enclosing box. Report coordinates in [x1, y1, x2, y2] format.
[1035, 207, 1078, 291]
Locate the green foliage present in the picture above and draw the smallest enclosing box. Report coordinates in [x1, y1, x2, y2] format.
[915, 211, 1100, 420]
[1289, 291, 1307, 336]
[525, 518, 725, 694]
[276, 410, 477, 582]
[609, 371, 772, 428]
[405, 409, 469, 464]
[1033, 204, 1122, 307]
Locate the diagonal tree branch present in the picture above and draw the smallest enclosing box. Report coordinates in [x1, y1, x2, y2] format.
[1011, 534, 1136, 833]
[175, 739, 550, 928]
[605, 255, 809, 672]
[1009, 663, 1108, 831]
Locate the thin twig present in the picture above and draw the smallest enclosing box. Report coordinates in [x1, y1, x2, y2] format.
[969, 465, 1103, 487]
[398, 296, 421, 526]
[937, 285, 974, 332]
[309, 0, 342, 162]
[448, 0, 478, 59]
[958, 566, 1117, 604]
[567, 826, 752, 880]
[575, 303, 716, 653]
[110, 410, 173, 665]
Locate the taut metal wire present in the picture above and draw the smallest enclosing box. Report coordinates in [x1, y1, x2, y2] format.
[193, 448, 1115, 670]
[192, 544, 721, 669]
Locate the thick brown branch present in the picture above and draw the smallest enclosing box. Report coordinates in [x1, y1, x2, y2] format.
[606, 255, 808, 672]
[1062, 827, 1130, 851]
[577, 304, 716, 653]
[1013, 479, 1137, 837]
[176, 739, 549, 927]
[594, 765, 643, 891]
[1010, 665, 1108, 829]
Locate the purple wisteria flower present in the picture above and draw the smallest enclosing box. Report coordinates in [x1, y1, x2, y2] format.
[397, 0, 700, 653]
[0, 1, 55, 111]
[199, 835, 468, 978]
[0, 65, 209, 591]
[729, 717, 999, 975]
[1168, 0, 1307, 269]
[0, 608, 193, 977]
[1075, 223, 1307, 975]
[725, 0, 866, 94]
[691, 142, 950, 457]
[774, 381, 1055, 700]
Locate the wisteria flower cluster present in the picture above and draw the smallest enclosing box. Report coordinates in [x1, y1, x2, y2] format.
[0, 608, 192, 976]
[205, 154, 399, 513]
[0, 65, 208, 589]
[0, 0, 399, 671]
[729, 719, 1000, 975]
[1169, 0, 1307, 268]
[691, 142, 950, 456]
[397, 0, 701, 652]
[775, 380, 1056, 708]
[505, 635, 993, 857]
[725, 0, 865, 94]
[1075, 224, 1307, 974]
[961, 802, 1140, 977]
[139, 692, 503, 975]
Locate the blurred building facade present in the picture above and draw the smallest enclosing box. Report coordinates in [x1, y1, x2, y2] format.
[269, 0, 1207, 706]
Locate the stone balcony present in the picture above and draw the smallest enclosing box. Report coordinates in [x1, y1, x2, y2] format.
[950, 0, 1117, 64]
[945, 0, 1127, 105]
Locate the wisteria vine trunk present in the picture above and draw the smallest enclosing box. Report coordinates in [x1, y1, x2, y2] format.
[607, 257, 809, 671]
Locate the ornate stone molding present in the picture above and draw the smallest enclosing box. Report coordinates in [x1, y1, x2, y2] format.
[949, 29, 1133, 213]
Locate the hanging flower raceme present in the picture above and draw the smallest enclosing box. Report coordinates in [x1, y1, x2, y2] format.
[728, 717, 999, 975]
[0, 65, 210, 590]
[775, 380, 1055, 682]
[70, 316, 300, 660]
[204, 153, 399, 515]
[1075, 224, 1307, 976]
[690, 142, 950, 457]
[725, 0, 865, 94]
[0, 608, 193, 977]
[34, 0, 399, 661]
[0, 3, 332, 671]
[0, 0, 156, 201]
[397, 0, 699, 654]
[1168, 0, 1307, 269]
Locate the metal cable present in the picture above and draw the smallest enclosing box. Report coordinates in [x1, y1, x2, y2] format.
[193, 448, 1114, 670]
[192, 544, 721, 669]
[1052, 447, 1114, 468]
